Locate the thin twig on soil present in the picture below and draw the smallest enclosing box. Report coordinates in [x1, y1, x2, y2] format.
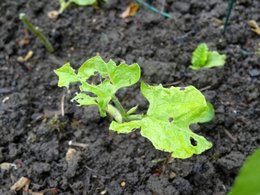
[61, 92, 65, 116]
[68, 140, 88, 148]
[223, 128, 237, 143]
[200, 85, 212, 92]
[84, 165, 110, 179]
[150, 81, 182, 87]
[162, 81, 182, 87]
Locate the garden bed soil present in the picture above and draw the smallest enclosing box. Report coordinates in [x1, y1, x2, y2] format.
[0, 0, 260, 194]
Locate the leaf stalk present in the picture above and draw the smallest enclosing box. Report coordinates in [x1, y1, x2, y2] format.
[112, 95, 127, 117]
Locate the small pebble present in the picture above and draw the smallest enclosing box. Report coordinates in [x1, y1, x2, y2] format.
[120, 181, 126, 188]
[249, 69, 260, 77]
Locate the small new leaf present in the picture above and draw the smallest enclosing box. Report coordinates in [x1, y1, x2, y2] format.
[110, 82, 214, 159]
[72, 0, 96, 6]
[126, 105, 139, 115]
[191, 43, 208, 68]
[190, 43, 226, 70]
[54, 63, 79, 87]
[206, 51, 226, 68]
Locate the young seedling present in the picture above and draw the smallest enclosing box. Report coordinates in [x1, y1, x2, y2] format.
[190, 43, 226, 70]
[19, 13, 54, 53]
[55, 56, 214, 159]
[59, 0, 97, 13]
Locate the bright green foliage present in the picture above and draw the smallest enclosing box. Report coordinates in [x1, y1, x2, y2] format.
[229, 148, 260, 195]
[54, 63, 79, 87]
[54, 56, 140, 117]
[55, 56, 214, 159]
[110, 82, 214, 159]
[191, 43, 208, 68]
[191, 43, 226, 70]
[59, 0, 97, 13]
[72, 0, 97, 5]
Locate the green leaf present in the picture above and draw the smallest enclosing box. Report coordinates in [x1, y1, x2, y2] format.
[205, 51, 226, 68]
[72, 93, 97, 106]
[55, 56, 141, 117]
[54, 63, 79, 87]
[80, 80, 116, 117]
[191, 43, 209, 69]
[110, 63, 141, 89]
[59, 0, 97, 13]
[190, 43, 226, 70]
[110, 120, 141, 133]
[126, 105, 139, 115]
[71, 0, 96, 6]
[77, 56, 111, 79]
[110, 82, 214, 159]
[229, 147, 260, 195]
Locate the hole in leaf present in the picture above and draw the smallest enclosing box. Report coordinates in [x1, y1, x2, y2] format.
[190, 137, 197, 146]
[189, 124, 200, 131]
[180, 87, 185, 91]
[87, 72, 104, 85]
[86, 92, 97, 98]
[168, 117, 174, 123]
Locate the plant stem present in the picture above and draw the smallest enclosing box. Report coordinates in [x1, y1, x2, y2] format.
[107, 95, 144, 123]
[106, 104, 123, 123]
[124, 114, 143, 121]
[107, 96, 143, 123]
[59, 0, 72, 13]
[112, 96, 126, 117]
[19, 13, 54, 53]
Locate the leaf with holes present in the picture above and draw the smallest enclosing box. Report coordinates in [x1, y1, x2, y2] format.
[54, 56, 141, 117]
[110, 82, 214, 159]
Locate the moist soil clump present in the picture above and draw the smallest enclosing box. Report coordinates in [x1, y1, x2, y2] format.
[0, 0, 260, 194]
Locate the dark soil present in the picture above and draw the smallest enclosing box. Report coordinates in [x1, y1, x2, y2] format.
[0, 0, 260, 194]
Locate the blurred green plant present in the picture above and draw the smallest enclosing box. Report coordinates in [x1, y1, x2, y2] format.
[55, 56, 214, 159]
[229, 147, 260, 195]
[190, 43, 226, 70]
[59, 0, 98, 13]
[19, 13, 54, 53]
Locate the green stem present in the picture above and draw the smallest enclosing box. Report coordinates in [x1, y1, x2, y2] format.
[106, 104, 123, 123]
[112, 96, 126, 117]
[19, 13, 54, 53]
[59, 0, 72, 13]
[107, 96, 143, 123]
[124, 114, 143, 121]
